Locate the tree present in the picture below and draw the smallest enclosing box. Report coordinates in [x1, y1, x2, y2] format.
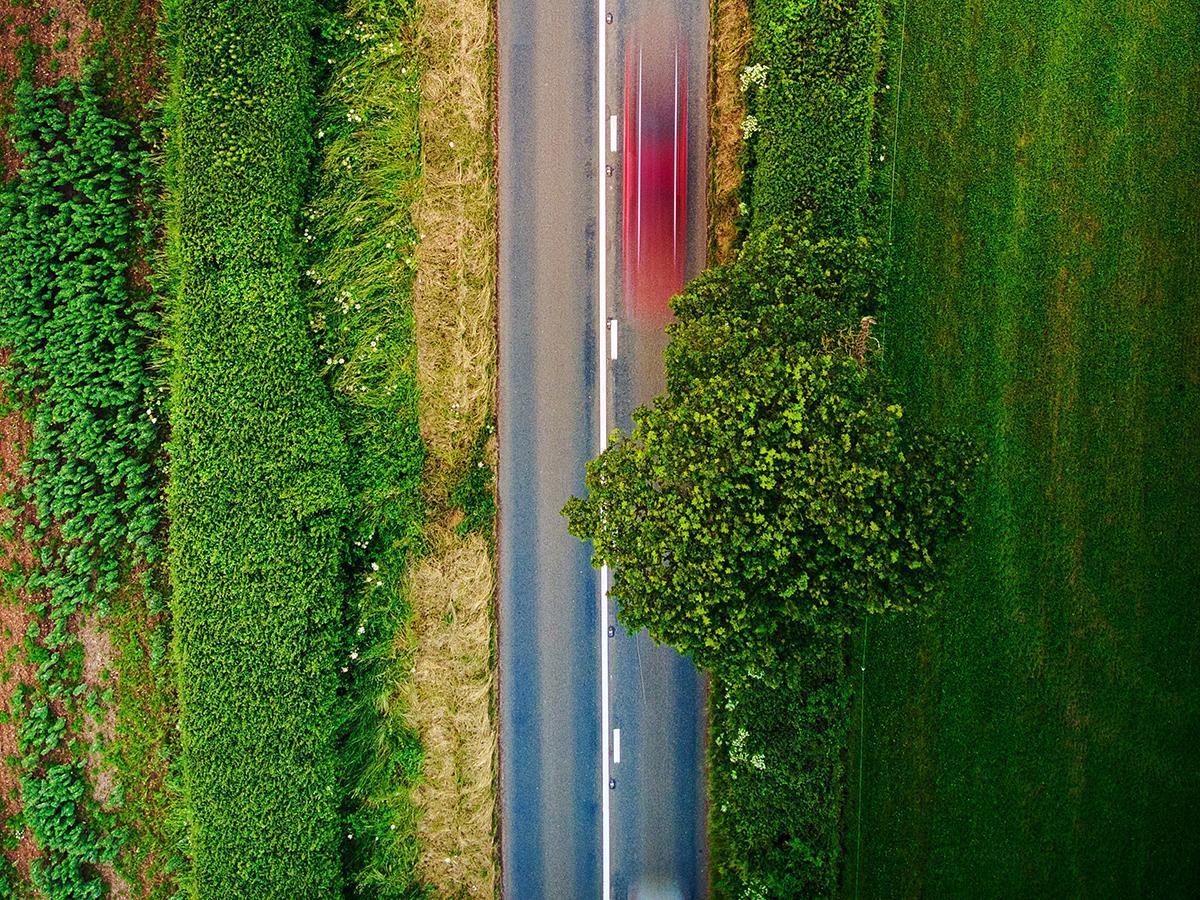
[563, 217, 975, 689]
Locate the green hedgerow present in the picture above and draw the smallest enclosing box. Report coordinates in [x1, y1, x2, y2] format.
[742, 0, 884, 238]
[164, 0, 351, 894]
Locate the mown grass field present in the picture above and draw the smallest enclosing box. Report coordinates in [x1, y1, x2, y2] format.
[848, 0, 1200, 895]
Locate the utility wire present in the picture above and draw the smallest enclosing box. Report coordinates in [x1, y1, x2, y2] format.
[854, 613, 869, 900]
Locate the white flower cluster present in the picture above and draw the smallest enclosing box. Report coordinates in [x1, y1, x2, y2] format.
[727, 726, 766, 772]
[739, 63, 769, 92]
[741, 115, 759, 141]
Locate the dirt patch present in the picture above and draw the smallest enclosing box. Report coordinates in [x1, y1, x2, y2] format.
[411, 0, 497, 490]
[0, 0, 102, 177]
[707, 0, 751, 263]
[77, 615, 118, 806]
[0, 355, 43, 881]
[407, 0, 499, 887]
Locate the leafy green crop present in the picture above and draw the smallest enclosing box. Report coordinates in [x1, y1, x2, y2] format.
[0, 74, 159, 899]
[164, 0, 351, 894]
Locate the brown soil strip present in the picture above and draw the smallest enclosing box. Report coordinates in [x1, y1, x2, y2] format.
[0, 352, 43, 882]
[707, 0, 751, 263]
[411, 0, 497, 490]
[405, 527, 496, 897]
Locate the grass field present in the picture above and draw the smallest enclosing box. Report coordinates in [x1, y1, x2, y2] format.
[848, 0, 1200, 895]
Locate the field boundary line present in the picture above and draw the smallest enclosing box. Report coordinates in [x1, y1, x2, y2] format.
[886, 0, 909, 246]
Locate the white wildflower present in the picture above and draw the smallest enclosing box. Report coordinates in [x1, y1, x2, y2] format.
[739, 63, 769, 92]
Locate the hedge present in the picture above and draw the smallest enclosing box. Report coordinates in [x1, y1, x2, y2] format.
[743, 0, 884, 238]
[709, 0, 893, 895]
[165, 0, 350, 894]
[710, 653, 849, 898]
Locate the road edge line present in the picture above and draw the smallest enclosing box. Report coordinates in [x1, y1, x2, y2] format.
[598, 1, 612, 898]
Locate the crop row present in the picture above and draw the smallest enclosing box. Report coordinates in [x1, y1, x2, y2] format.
[0, 75, 160, 898]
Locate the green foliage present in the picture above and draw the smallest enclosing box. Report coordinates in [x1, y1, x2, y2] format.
[742, 0, 885, 237]
[710, 655, 848, 899]
[164, 0, 351, 894]
[24, 764, 115, 900]
[0, 74, 159, 898]
[665, 217, 873, 387]
[0, 76, 160, 589]
[565, 219, 974, 690]
[449, 424, 495, 541]
[304, 0, 429, 893]
[104, 570, 186, 898]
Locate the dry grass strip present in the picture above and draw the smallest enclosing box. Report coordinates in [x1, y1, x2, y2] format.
[404, 528, 495, 897]
[708, 0, 752, 263]
[412, 0, 497, 491]
[408, 0, 499, 891]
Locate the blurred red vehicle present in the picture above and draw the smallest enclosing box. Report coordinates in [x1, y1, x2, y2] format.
[622, 30, 687, 324]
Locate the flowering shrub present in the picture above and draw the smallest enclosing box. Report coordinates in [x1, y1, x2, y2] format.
[742, 0, 885, 237]
[710, 655, 848, 898]
[739, 63, 769, 92]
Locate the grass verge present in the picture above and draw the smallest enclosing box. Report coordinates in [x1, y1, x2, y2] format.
[305, 0, 427, 893]
[848, 0, 1200, 894]
[706, 0, 751, 263]
[405, 0, 499, 889]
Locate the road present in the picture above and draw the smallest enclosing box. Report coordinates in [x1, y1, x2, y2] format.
[497, 0, 709, 895]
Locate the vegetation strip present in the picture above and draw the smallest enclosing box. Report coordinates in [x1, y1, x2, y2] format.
[306, 0, 427, 892]
[406, 0, 500, 887]
[164, 0, 350, 893]
[0, 73, 161, 898]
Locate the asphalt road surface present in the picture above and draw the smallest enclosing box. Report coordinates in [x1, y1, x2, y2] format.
[498, 0, 709, 895]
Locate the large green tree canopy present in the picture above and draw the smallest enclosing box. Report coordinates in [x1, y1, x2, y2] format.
[565, 218, 975, 688]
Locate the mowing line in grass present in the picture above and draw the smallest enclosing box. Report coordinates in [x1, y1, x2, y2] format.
[850, 0, 1200, 893]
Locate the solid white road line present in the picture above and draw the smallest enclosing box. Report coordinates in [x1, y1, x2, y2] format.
[597, 1, 611, 898]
